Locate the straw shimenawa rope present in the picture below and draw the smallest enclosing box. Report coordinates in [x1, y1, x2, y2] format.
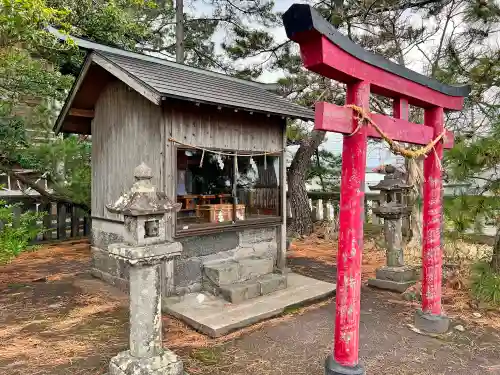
[345, 104, 446, 159]
[168, 138, 282, 157]
[171, 105, 445, 161]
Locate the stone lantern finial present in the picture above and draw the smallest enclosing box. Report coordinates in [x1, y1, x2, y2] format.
[134, 162, 153, 180]
[384, 164, 396, 174]
[128, 163, 155, 194]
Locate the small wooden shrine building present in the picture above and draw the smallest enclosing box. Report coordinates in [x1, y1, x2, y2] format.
[54, 33, 331, 321]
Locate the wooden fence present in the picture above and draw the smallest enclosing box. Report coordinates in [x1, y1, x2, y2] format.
[287, 191, 381, 225]
[38, 202, 91, 242]
[0, 196, 90, 243]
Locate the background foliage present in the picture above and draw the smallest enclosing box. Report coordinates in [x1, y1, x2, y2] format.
[0, 196, 45, 263]
[2, 0, 500, 268]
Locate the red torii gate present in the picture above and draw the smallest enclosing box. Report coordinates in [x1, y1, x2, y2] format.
[283, 4, 470, 375]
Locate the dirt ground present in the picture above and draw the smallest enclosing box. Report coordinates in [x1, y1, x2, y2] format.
[1, 238, 500, 375]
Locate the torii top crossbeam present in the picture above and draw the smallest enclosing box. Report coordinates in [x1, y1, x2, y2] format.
[283, 4, 470, 148]
[283, 4, 470, 110]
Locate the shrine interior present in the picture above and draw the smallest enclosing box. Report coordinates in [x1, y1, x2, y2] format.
[176, 148, 281, 230]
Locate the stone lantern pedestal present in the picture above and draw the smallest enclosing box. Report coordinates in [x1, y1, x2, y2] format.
[108, 242, 183, 375]
[367, 166, 417, 293]
[106, 163, 183, 375]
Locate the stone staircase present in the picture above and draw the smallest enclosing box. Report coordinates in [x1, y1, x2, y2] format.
[202, 255, 287, 303]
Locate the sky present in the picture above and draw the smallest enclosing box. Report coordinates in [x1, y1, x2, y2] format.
[190, 0, 402, 169]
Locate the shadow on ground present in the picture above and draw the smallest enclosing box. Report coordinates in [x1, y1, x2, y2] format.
[288, 255, 337, 282]
[0, 275, 129, 375]
[2, 239, 500, 375]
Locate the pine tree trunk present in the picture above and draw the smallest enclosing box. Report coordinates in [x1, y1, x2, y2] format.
[287, 130, 326, 236]
[175, 0, 184, 63]
[490, 227, 500, 272]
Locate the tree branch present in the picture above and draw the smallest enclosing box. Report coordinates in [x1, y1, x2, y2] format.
[225, 0, 257, 15]
[346, 0, 452, 20]
[431, 0, 455, 76]
[0, 166, 90, 213]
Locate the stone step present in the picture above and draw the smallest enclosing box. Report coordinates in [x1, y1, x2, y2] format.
[219, 273, 287, 304]
[203, 255, 274, 287]
[203, 260, 240, 286]
[238, 255, 274, 281]
[219, 280, 260, 304]
[258, 273, 287, 295]
[164, 273, 337, 338]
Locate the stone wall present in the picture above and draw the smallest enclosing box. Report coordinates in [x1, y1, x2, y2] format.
[91, 219, 129, 290]
[90, 218, 279, 295]
[174, 227, 278, 295]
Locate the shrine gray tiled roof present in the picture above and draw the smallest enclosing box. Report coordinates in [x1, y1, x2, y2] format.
[98, 51, 314, 120]
[50, 28, 314, 122]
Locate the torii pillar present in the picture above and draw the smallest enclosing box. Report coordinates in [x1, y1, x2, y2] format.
[283, 4, 470, 375]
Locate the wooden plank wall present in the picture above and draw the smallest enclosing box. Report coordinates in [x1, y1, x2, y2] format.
[163, 101, 284, 192]
[165, 100, 284, 152]
[92, 81, 163, 220]
[162, 100, 285, 238]
[92, 89, 284, 222]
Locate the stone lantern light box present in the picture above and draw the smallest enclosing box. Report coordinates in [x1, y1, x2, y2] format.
[370, 165, 412, 220]
[107, 163, 182, 248]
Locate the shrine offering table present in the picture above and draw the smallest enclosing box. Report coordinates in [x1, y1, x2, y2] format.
[198, 204, 245, 223]
[177, 194, 198, 210]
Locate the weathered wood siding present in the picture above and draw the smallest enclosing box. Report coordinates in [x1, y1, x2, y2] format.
[164, 100, 283, 152]
[92, 92, 284, 224]
[162, 100, 284, 194]
[162, 100, 285, 238]
[92, 81, 163, 220]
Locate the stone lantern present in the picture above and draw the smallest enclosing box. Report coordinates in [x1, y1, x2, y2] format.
[367, 165, 417, 292]
[106, 162, 184, 375]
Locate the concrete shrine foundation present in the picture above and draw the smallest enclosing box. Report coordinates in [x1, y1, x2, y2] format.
[91, 223, 282, 295]
[164, 273, 336, 338]
[91, 221, 336, 336]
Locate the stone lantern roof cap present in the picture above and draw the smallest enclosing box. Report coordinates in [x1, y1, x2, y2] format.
[106, 162, 181, 216]
[370, 178, 412, 192]
[369, 164, 412, 192]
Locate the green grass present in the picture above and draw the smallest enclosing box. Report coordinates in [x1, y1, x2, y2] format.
[444, 231, 496, 246]
[471, 262, 500, 306]
[283, 305, 302, 315]
[190, 347, 223, 365]
[7, 282, 31, 290]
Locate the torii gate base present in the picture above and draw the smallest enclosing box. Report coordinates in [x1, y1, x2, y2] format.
[325, 355, 364, 375]
[283, 4, 469, 375]
[415, 308, 450, 333]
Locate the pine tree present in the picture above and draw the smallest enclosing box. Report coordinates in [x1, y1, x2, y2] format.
[4, 0, 500, 245]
